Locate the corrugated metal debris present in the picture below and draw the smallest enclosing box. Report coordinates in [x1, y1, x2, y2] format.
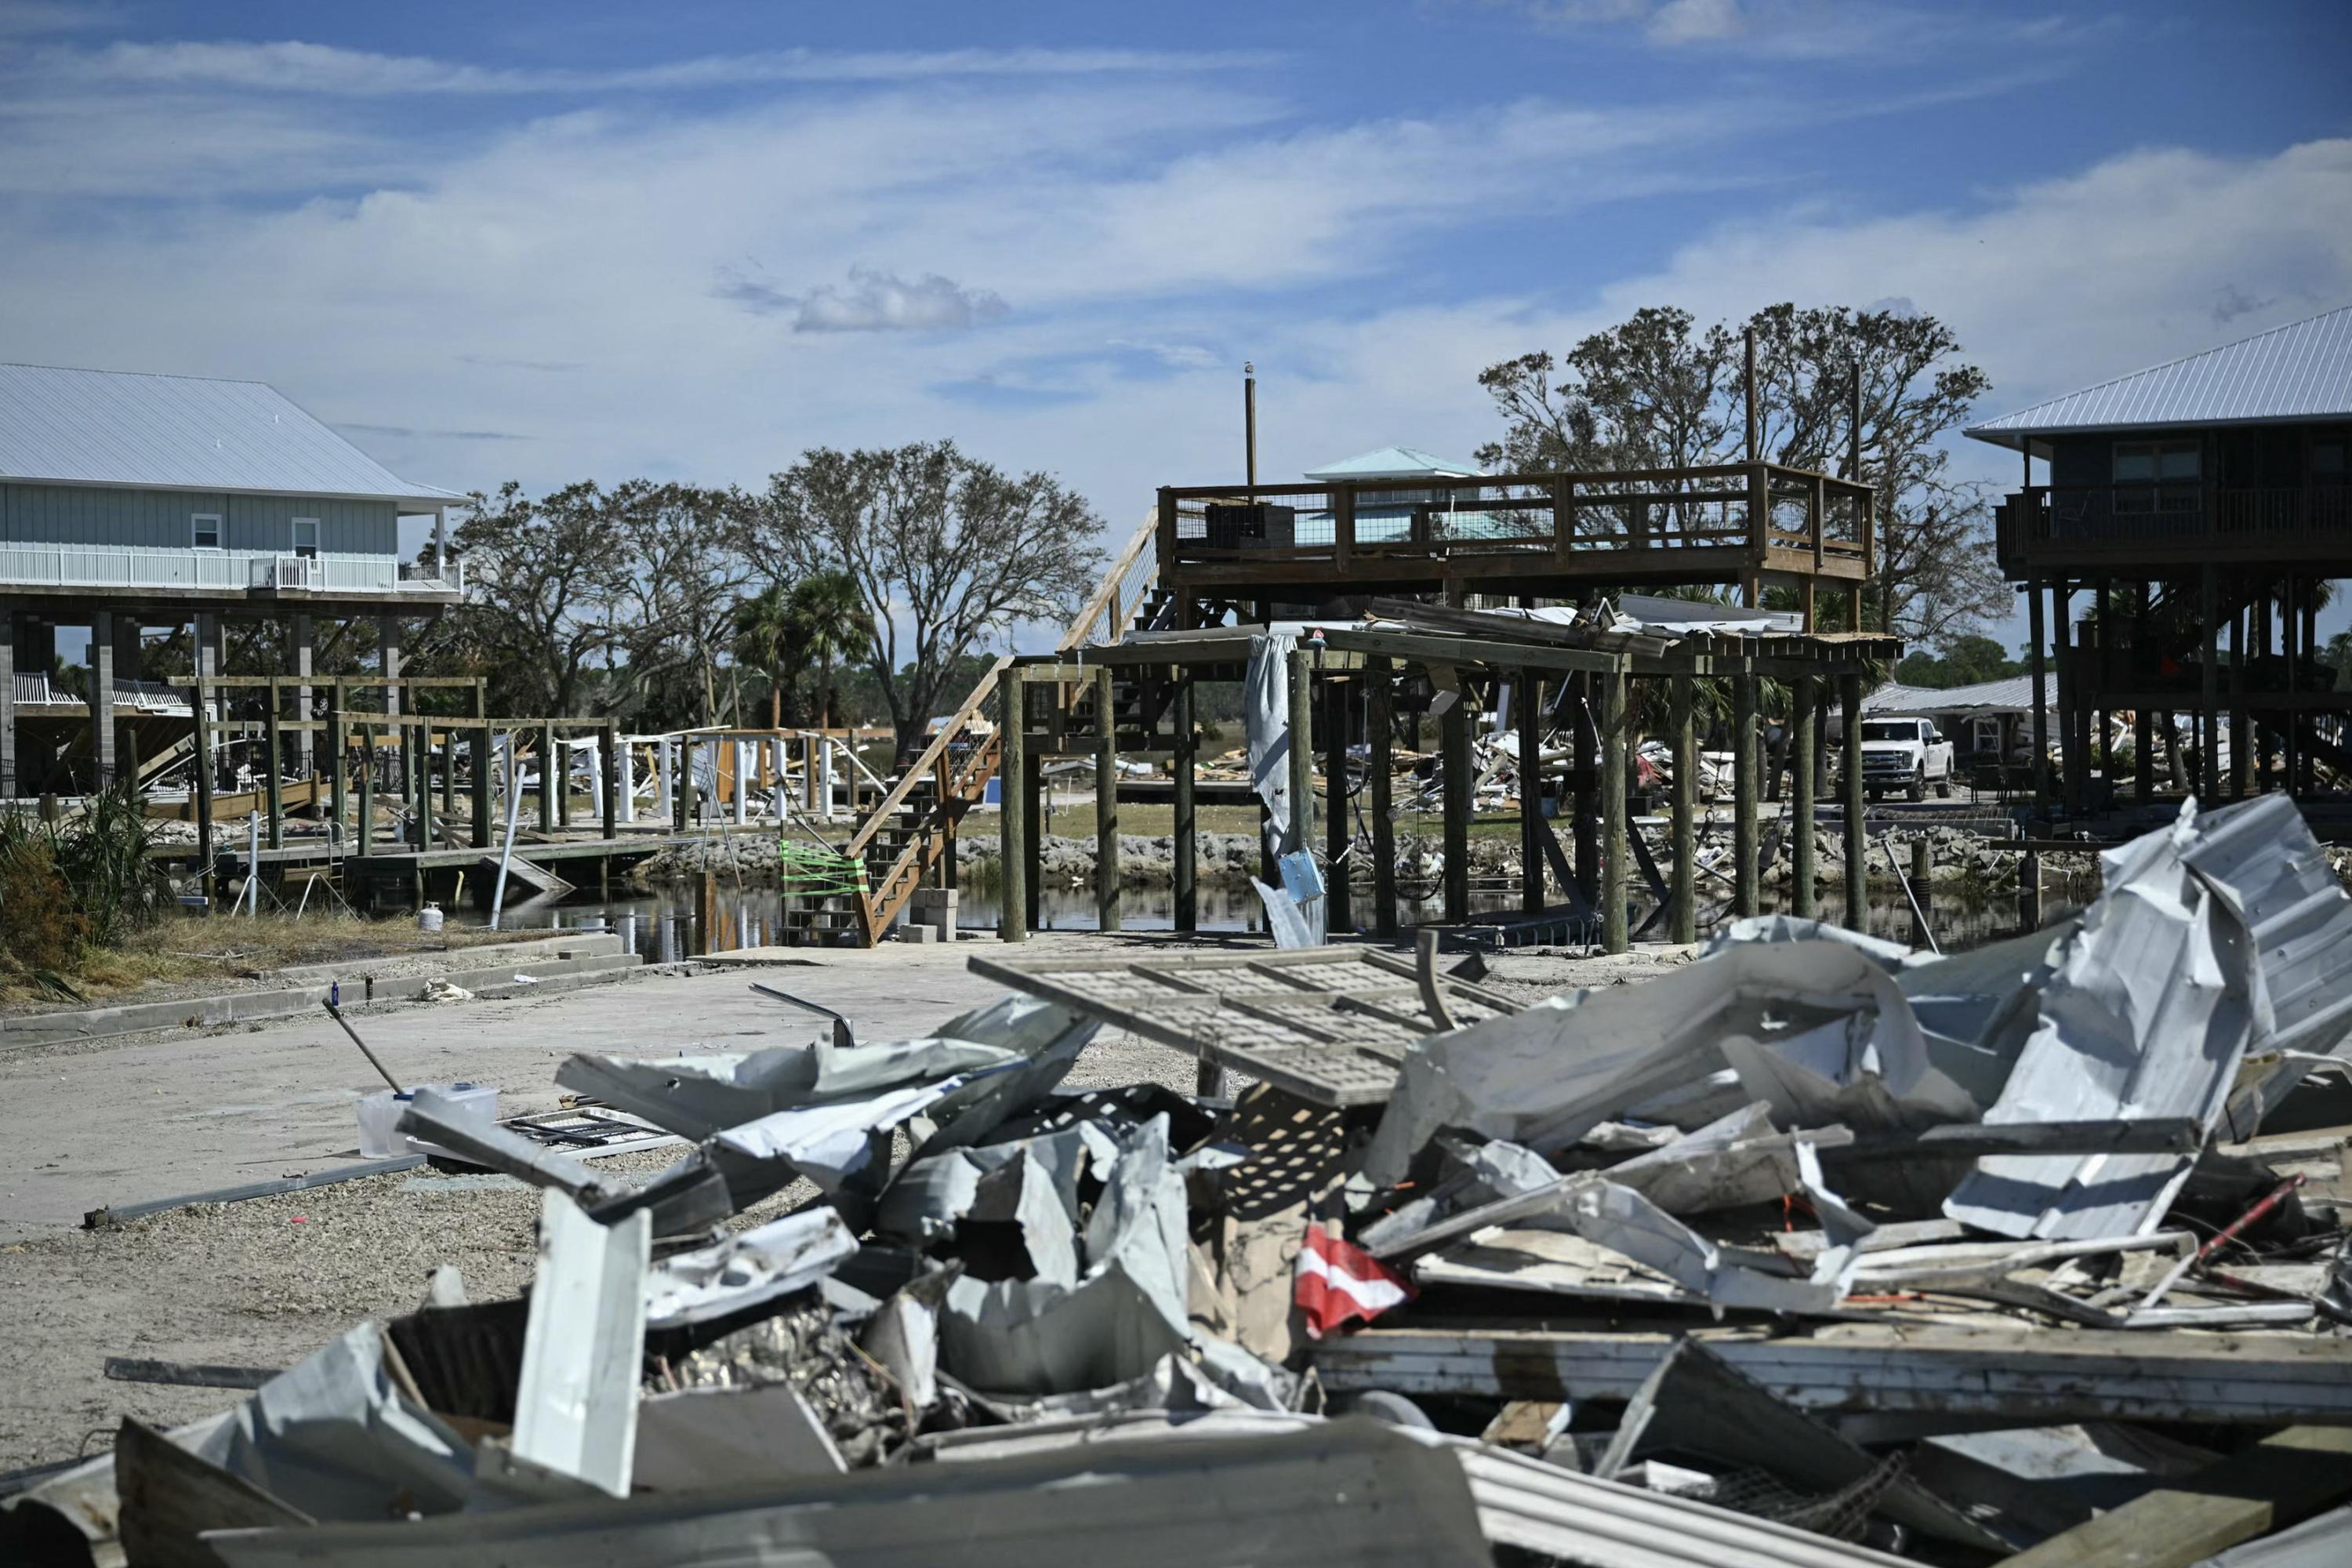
[11, 795, 2352, 1568]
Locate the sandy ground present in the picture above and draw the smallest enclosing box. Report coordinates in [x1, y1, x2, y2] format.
[0, 931, 1668, 1472]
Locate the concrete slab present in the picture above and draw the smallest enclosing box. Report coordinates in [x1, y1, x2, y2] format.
[0, 943, 1015, 1242]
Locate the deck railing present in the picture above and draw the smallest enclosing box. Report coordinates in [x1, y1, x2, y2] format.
[1997, 483, 2352, 562]
[1156, 462, 1872, 579]
[0, 543, 463, 595]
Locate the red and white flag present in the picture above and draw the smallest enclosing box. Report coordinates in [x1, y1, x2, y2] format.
[1294, 1226, 1414, 1339]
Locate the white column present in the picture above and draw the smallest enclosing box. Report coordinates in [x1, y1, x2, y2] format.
[819, 738, 837, 822]
[291, 613, 314, 775]
[588, 738, 604, 822]
[619, 739, 636, 824]
[434, 506, 448, 583]
[771, 738, 787, 817]
[656, 737, 673, 818]
[733, 740, 750, 825]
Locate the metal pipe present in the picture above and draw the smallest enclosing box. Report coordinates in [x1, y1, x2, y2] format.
[321, 1000, 403, 1093]
[489, 734, 524, 930]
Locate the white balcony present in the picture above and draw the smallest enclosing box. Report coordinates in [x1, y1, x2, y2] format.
[0, 543, 463, 597]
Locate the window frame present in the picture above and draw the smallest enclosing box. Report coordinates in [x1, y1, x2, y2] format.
[290, 517, 320, 559]
[2113, 437, 2201, 514]
[191, 513, 223, 550]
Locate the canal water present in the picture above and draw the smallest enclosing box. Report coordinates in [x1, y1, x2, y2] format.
[453, 874, 2096, 963]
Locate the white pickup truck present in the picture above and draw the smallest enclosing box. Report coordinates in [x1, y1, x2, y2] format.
[1847, 717, 1957, 801]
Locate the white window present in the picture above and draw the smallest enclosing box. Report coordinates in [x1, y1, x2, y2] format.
[191, 513, 222, 549]
[291, 517, 319, 558]
[2114, 439, 2200, 513]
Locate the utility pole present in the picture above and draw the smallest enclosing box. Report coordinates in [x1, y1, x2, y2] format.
[1243, 361, 1258, 488]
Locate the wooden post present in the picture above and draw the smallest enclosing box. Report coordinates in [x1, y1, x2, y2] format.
[1601, 662, 1628, 954]
[538, 724, 557, 833]
[1441, 681, 1470, 926]
[412, 720, 433, 851]
[674, 735, 691, 830]
[1670, 672, 1696, 945]
[1908, 834, 1933, 948]
[439, 716, 456, 826]
[1573, 672, 1598, 902]
[263, 695, 284, 851]
[1093, 665, 1120, 934]
[1732, 670, 1759, 917]
[1369, 657, 1397, 938]
[2028, 574, 2051, 815]
[2054, 581, 2077, 815]
[2200, 565, 2220, 800]
[1024, 747, 1043, 934]
[1172, 672, 1196, 933]
[1323, 675, 1352, 933]
[356, 724, 373, 858]
[193, 675, 216, 906]
[1518, 669, 1544, 913]
[327, 708, 346, 851]
[1791, 673, 1817, 921]
[2229, 599, 2250, 800]
[2020, 844, 2042, 931]
[999, 670, 1027, 943]
[1841, 674, 1866, 933]
[601, 722, 619, 843]
[1286, 643, 1314, 860]
[471, 728, 493, 851]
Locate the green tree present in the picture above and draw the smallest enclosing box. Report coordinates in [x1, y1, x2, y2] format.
[732, 583, 800, 728]
[1893, 633, 2024, 689]
[784, 570, 869, 732]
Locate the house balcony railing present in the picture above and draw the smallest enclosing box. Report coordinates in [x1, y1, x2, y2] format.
[0, 543, 463, 597]
[1995, 483, 2352, 569]
[1156, 462, 1874, 585]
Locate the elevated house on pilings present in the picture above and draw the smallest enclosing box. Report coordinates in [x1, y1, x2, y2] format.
[0, 362, 463, 799]
[1973, 303, 2352, 819]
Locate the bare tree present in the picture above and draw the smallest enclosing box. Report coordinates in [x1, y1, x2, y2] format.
[760, 441, 1105, 760]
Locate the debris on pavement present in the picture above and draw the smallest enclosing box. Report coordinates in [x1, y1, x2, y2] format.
[10, 792, 2352, 1567]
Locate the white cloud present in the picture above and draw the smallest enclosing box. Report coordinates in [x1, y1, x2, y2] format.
[14, 39, 1283, 96]
[759, 267, 1011, 334]
[1493, 0, 2093, 63]
[1647, 0, 1748, 46]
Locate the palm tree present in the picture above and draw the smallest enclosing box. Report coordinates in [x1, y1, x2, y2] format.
[785, 571, 869, 733]
[732, 584, 800, 728]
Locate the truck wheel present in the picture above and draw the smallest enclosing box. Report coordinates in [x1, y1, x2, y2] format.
[1935, 775, 1953, 798]
[1907, 768, 1926, 803]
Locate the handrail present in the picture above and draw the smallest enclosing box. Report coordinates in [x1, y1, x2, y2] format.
[1161, 459, 1871, 501]
[840, 655, 1010, 860]
[838, 507, 1163, 934]
[1058, 508, 1161, 652]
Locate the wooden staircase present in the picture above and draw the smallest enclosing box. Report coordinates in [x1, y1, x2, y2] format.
[820, 509, 1167, 945]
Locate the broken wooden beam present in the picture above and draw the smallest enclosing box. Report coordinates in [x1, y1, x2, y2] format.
[1999, 1425, 2352, 1568]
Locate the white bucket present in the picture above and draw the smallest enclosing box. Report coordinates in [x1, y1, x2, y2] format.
[418, 902, 445, 935]
[357, 1081, 499, 1159]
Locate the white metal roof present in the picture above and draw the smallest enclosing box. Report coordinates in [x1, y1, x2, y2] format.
[1966, 303, 2352, 451]
[1864, 673, 2054, 717]
[1304, 445, 1483, 481]
[0, 363, 461, 503]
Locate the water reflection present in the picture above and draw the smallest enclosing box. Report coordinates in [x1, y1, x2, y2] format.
[454, 873, 2096, 961]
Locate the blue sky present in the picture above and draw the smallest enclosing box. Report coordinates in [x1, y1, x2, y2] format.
[3, 0, 2350, 654]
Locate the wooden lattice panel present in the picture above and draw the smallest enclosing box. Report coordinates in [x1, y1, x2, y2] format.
[967, 946, 1522, 1107]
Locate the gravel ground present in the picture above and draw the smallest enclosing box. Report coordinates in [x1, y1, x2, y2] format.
[0, 943, 1660, 1472]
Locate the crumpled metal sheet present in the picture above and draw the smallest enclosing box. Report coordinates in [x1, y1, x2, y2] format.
[1945, 801, 2264, 1240]
[192, 1324, 475, 1521]
[1244, 632, 1298, 844]
[1555, 1180, 1844, 1315]
[1365, 934, 1977, 1186]
[511, 1192, 649, 1498]
[937, 1116, 1194, 1396]
[644, 1207, 858, 1330]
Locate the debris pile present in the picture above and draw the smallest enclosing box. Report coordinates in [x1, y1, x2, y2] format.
[9, 793, 2352, 1566]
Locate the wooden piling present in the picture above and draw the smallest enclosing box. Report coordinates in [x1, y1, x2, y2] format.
[1519, 668, 1544, 914]
[674, 735, 691, 831]
[263, 699, 284, 851]
[1024, 748, 1043, 934]
[1841, 674, 1867, 933]
[1286, 643, 1314, 860]
[412, 728, 433, 852]
[193, 680, 216, 906]
[1791, 673, 1818, 921]
[1733, 670, 1759, 917]
[1441, 684, 1470, 926]
[1172, 673, 1197, 933]
[601, 722, 619, 843]
[538, 724, 557, 833]
[998, 670, 1027, 942]
[2020, 845, 2042, 931]
[1369, 657, 1397, 938]
[1094, 665, 1120, 934]
[327, 709, 347, 851]
[1670, 673, 1696, 945]
[470, 730, 493, 850]
[356, 724, 373, 858]
[1601, 663, 1628, 954]
[1325, 673, 1352, 934]
[1573, 672, 1598, 901]
[1908, 834, 1933, 947]
[2028, 574, 2051, 815]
